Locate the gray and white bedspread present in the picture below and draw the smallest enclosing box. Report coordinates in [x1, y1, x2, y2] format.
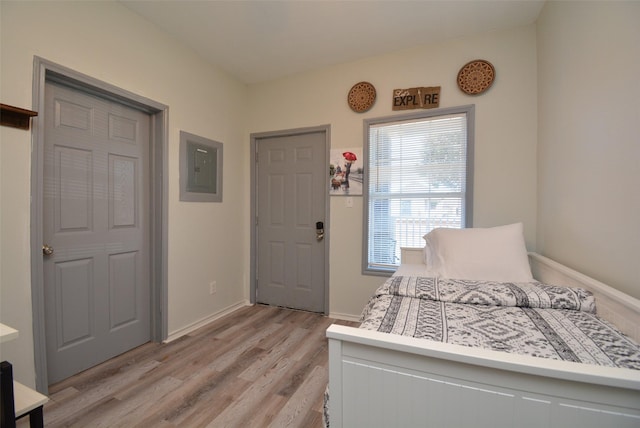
[323, 276, 640, 428]
[359, 276, 640, 369]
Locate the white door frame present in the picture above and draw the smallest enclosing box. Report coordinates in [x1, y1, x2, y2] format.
[250, 125, 331, 315]
[30, 57, 169, 392]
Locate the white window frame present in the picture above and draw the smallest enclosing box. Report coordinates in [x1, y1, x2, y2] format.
[362, 105, 475, 275]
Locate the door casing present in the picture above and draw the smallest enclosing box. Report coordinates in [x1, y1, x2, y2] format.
[30, 57, 169, 392]
[250, 125, 330, 315]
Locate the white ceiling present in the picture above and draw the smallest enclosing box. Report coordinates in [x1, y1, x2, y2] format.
[120, 0, 545, 84]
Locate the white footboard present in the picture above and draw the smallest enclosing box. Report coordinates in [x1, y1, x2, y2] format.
[327, 324, 640, 428]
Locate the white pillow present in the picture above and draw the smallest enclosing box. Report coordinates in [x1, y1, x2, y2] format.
[422, 238, 433, 266]
[423, 223, 533, 282]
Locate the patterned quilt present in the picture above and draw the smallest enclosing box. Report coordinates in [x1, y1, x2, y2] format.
[359, 276, 640, 369]
[323, 276, 640, 428]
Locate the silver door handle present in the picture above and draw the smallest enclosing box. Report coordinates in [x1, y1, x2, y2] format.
[316, 221, 324, 241]
[42, 244, 54, 256]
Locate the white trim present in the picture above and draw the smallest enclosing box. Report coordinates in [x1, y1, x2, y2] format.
[328, 312, 361, 323]
[164, 301, 251, 343]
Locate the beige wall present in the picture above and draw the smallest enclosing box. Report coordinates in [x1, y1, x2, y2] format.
[0, 1, 249, 386]
[247, 25, 539, 318]
[537, 1, 640, 299]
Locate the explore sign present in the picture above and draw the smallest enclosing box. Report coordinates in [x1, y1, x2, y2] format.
[392, 86, 441, 111]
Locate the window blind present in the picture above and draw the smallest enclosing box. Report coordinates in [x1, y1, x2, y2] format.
[367, 112, 469, 270]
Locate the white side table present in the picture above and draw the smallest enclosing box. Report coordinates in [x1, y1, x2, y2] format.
[0, 323, 19, 343]
[0, 323, 48, 428]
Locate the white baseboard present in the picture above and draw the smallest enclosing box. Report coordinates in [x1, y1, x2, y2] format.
[164, 300, 251, 343]
[329, 311, 361, 323]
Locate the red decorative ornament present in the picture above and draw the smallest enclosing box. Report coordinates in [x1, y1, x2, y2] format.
[343, 151, 357, 162]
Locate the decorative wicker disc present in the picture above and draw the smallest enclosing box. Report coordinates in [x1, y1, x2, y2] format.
[457, 60, 495, 95]
[348, 81, 376, 113]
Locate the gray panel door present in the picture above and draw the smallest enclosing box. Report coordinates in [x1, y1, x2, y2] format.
[256, 131, 326, 313]
[43, 82, 151, 384]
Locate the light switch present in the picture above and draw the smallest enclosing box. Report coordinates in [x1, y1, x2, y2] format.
[346, 197, 353, 208]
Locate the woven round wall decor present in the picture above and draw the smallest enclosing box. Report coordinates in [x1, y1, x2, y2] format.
[457, 60, 495, 95]
[347, 81, 376, 113]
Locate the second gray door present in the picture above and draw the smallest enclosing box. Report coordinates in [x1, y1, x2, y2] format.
[43, 81, 151, 384]
[256, 130, 327, 313]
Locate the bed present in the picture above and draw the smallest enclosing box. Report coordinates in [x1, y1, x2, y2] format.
[326, 224, 640, 428]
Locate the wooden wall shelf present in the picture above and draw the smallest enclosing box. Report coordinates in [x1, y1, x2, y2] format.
[1, 103, 38, 130]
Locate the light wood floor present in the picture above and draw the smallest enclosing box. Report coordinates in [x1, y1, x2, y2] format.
[38, 305, 359, 428]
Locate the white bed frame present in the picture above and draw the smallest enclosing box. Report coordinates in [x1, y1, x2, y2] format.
[326, 251, 640, 428]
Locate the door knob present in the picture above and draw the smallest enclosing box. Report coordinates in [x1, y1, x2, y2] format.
[42, 244, 54, 256]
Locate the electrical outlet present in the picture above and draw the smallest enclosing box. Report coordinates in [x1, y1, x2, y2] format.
[209, 281, 217, 295]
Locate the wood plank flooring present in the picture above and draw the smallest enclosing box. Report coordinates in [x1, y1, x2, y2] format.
[37, 305, 359, 428]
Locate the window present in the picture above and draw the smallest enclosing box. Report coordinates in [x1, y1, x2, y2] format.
[363, 105, 474, 274]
